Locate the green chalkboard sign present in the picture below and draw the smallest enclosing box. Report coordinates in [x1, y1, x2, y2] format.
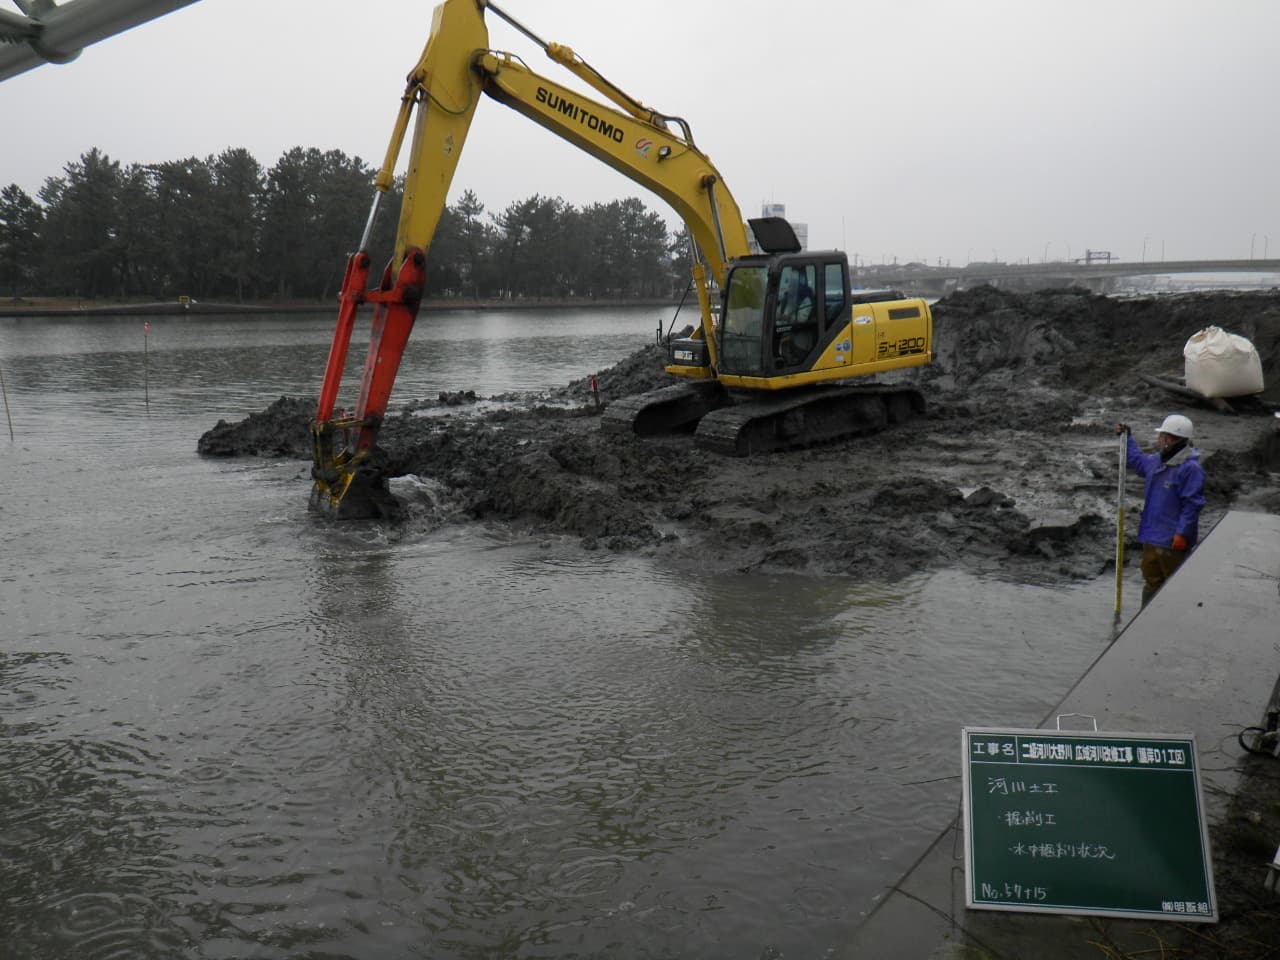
[962, 727, 1217, 921]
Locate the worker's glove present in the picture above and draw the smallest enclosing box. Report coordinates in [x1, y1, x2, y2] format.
[1114, 423, 1130, 436]
[1171, 534, 1189, 551]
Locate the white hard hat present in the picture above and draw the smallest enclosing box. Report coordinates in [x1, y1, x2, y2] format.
[1156, 414, 1194, 439]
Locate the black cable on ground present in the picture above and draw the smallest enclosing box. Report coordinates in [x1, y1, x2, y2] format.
[1238, 726, 1280, 758]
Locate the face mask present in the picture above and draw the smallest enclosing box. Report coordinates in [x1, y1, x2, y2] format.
[1160, 438, 1187, 462]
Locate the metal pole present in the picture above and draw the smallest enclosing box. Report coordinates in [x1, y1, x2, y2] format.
[1115, 432, 1127, 616]
[482, 0, 551, 49]
[703, 176, 728, 268]
[357, 190, 383, 254]
[0, 363, 13, 441]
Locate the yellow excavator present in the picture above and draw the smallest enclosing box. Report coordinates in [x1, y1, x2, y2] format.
[311, 0, 933, 518]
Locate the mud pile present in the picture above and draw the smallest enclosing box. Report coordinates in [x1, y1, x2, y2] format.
[200, 287, 1280, 584]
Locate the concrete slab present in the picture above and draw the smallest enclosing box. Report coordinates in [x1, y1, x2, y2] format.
[841, 510, 1280, 959]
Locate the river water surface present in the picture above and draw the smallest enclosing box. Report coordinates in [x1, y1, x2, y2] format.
[1, 307, 1118, 959]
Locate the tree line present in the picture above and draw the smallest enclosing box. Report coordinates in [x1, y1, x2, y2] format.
[0, 146, 694, 303]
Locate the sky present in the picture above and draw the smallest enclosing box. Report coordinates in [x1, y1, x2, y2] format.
[2, 0, 1278, 267]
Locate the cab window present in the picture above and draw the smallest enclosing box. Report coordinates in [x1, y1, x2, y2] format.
[774, 264, 818, 368]
[719, 265, 768, 375]
[824, 263, 846, 323]
[723, 268, 765, 336]
[776, 265, 816, 329]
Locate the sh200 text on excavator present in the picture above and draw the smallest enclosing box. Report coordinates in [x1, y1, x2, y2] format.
[310, 0, 933, 519]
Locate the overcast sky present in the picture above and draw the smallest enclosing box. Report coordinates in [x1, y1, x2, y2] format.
[2, 0, 1277, 266]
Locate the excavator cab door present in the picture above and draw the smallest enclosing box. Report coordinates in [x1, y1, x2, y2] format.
[772, 262, 820, 370]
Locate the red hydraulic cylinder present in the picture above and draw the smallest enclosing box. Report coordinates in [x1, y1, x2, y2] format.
[316, 251, 372, 422]
[354, 248, 427, 437]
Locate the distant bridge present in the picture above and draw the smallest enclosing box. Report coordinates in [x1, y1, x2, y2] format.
[854, 259, 1280, 297]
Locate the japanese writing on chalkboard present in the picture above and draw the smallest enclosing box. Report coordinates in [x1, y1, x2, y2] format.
[969, 736, 1189, 769]
[962, 727, 1217, 922]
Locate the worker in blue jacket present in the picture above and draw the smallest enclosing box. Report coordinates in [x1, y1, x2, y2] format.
[1115, 414, 1207, 606]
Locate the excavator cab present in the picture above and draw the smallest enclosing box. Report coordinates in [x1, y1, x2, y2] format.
[670, 216, 824, 377]
[717, 252, 851, 378]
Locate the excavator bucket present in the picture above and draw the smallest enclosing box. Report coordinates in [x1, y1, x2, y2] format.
[309, 413, 392, 520]
[310, 416, 376, 519]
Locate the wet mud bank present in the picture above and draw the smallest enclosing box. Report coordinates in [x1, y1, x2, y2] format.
[200, 287, 1280, 585]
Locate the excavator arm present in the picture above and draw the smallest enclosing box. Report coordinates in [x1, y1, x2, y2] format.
[311, 0, 751, 518]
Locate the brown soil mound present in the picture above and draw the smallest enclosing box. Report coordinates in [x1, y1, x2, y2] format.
[199, 287, 1280, 583]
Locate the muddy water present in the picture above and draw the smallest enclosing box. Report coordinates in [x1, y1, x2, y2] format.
[1, 309, 1117, 958]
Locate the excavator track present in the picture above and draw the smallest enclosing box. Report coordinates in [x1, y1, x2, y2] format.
[600, 380, 728, 436]
[693, 385, 923, 456]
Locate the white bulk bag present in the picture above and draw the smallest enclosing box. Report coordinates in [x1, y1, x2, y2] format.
[1183, 326, 1264, 398]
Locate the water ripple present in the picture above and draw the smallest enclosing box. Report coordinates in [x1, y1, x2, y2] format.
[542, 849, 629, 900]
